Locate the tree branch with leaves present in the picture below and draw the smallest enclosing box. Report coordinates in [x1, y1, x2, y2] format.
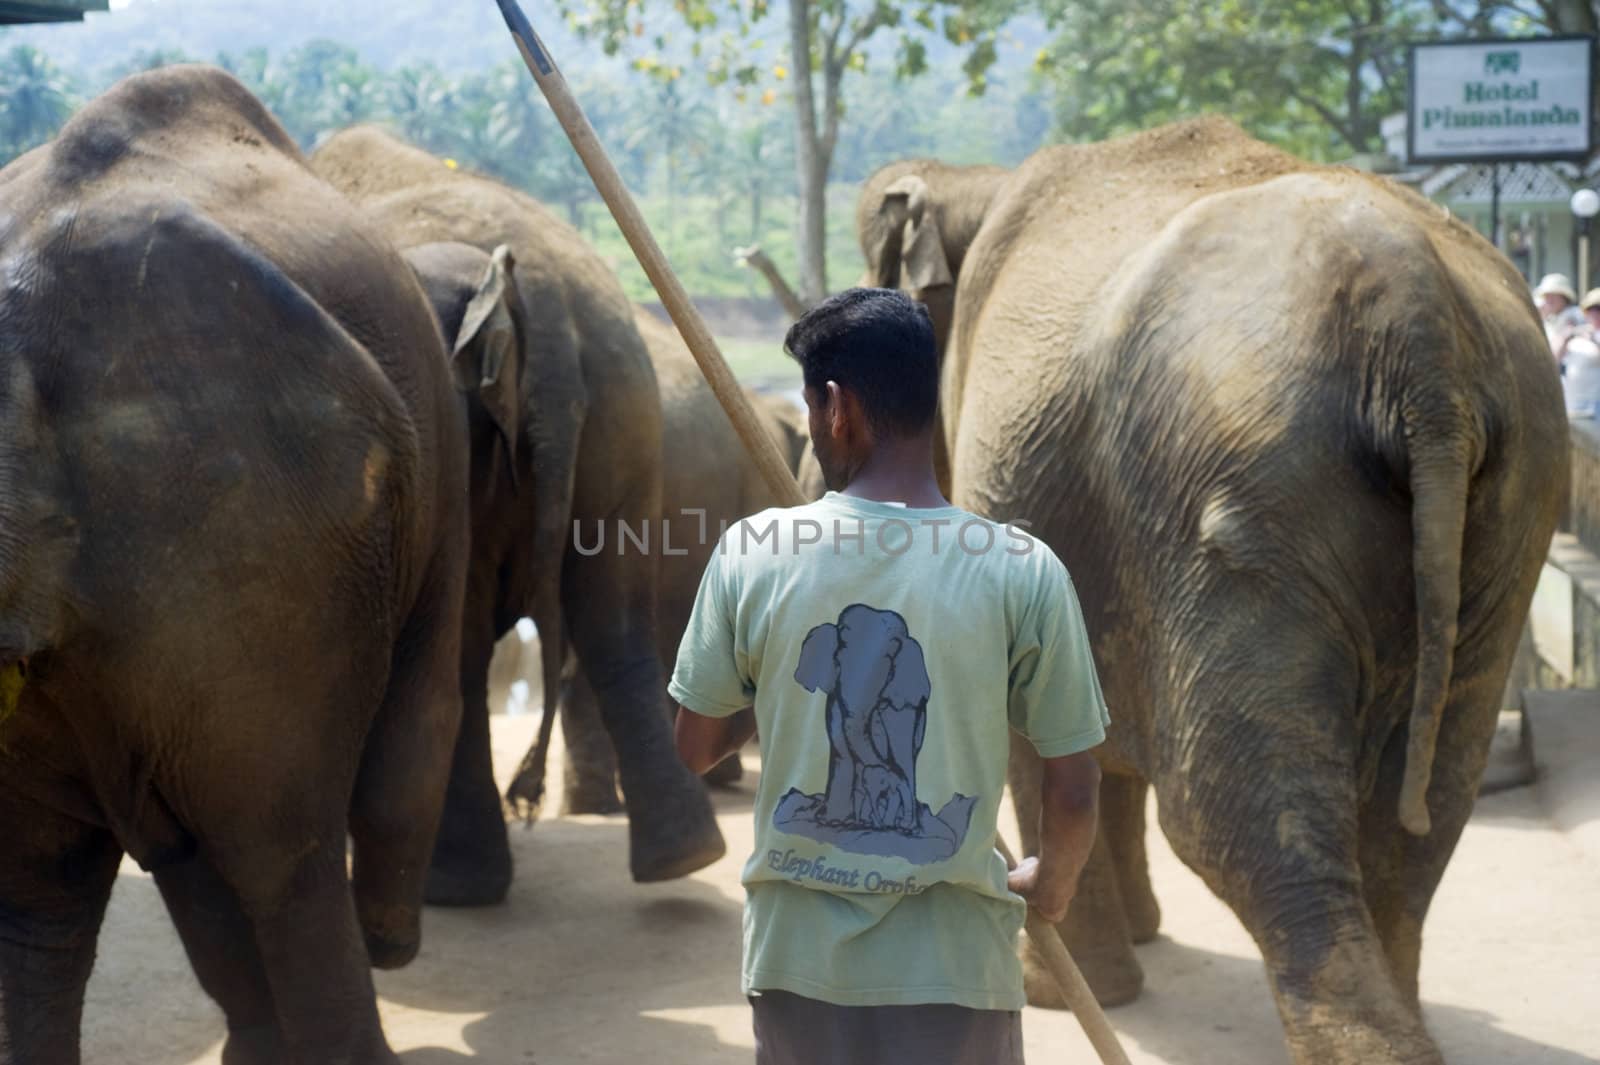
[554, 0, 1014, 305]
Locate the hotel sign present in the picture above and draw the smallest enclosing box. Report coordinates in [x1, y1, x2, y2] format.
[1407, 37, 1594, 163]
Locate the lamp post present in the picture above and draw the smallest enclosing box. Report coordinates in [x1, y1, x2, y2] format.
[1572, 188, 1600, 296]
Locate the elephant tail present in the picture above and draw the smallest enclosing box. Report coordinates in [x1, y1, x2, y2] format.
[504, 369, 585, 816]
[1396, 398, 1477, 837]
[503, 539, 567, 817]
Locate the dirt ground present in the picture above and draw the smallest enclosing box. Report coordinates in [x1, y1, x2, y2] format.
[82, 710, 1599, 1065]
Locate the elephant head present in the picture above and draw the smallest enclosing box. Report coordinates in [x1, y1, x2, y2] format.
[857, 161, 1012, 493]
[856, 159, 1012, 360]
[795, 621, 841, 694]
[408, 242, 524, 477]
[402, 241, 572, 764]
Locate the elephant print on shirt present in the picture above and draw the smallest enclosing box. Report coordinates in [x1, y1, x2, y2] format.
[777, 604, 977, 864]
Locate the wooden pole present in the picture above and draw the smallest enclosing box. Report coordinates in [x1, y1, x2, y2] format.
[492, 0, 803, 509]
[489, 5, 1132, 1062]
[995, 836, 1133, 1065]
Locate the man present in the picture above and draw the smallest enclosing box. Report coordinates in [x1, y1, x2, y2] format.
[1583, 287, 1600, 335]
[1563, 287, 1600, 418]
[1536, 273, 1585, 362]
[670, 288, 1108, 1064]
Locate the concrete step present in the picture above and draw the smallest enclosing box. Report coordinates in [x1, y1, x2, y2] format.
[1522, 533, 1600, 690]
[1522, 688, 1600, 867]
[1479, 709, 1534, 795]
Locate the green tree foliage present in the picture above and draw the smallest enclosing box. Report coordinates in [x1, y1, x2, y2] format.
[101, 47, 195, 88]
[0, 45, 76, 159]
[0, 6, 1046, 304]
[554, 0, 1018, 301]
[1033, 0, 1440, 159]
[1027, 0, 1600, 161]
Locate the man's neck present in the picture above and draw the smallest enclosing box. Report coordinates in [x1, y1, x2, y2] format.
[840, 435, 948, 509]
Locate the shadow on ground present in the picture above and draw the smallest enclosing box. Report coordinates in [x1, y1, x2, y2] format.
[381, 811, 754, 1065]
[80, 720, 1598, 1065]
[1086, 935, 1600, 1065]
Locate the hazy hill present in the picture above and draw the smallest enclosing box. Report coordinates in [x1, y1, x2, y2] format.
[2, 0, 597, 73]
[2, 0, 1047, 83]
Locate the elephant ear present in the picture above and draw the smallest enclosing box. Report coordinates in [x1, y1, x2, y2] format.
[794, 623, 840, 692]
[880, 634, 931, 710]
[883, 175, 953, 294]
[452, 244, 523, 482]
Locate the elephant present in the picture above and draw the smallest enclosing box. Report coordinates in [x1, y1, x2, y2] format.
[310, 128, 725, 893]
[559, 309, 810, 814]
[777, 603, 975, 863]
[793, 605, 929, 832]
[856, 118, 1568, 1065]
[0, 67, 469, 1064]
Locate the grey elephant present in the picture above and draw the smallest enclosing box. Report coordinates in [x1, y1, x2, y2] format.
[794, 606, 928, 829]
[311, 128, 725, 892]
[0, 68, 469, 1064]
[857, 118, 1568, 1064]
[559, 311, 811, 813]
[780, 604, 972, 862]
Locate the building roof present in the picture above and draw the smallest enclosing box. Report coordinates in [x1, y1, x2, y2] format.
[1366, 112, 1593, 206]
[1423, 160, 1582, 205]
[0, 0, 107, 24]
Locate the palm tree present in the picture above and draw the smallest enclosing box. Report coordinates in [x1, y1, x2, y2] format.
[277, 40, 370, 148]
[0, 46, 76, 163]
[386, 64, 450, 146]
[324, 61, 379, 136]
[101, 48, 194, 91]
[216, 47, 286, 120]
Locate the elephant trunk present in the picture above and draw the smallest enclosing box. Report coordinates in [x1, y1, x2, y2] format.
[1396, 410, 1475, 837]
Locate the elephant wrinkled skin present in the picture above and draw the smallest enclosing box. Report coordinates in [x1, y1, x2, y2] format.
[557, 311, 809, 814]
[0, 68, 469, 1064]
[859, 119, 1568, 1065]
[313, 129, 725, 891]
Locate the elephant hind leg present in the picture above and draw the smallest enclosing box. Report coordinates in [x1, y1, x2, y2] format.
[155, 855, 282, 1065]
[1359, 668, 1505, 1008]
[1009, 732, 1144, 1009]
[1157, 721, 1440, 1064]
[559, 665, 624, 816]
[561, 531, 724, 881]
[350, 547, 467, 961]
[222, 838, 396, 1064]
[186, 677, 399, 1062]
[426, 613, 512, 909]
[0, 788, 121, 1065]
[1101, 771, 1161, 944]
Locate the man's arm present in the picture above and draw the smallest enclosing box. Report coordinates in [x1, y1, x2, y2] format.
[1007, 750, 1100, 924]
[674, 704, 757, 775]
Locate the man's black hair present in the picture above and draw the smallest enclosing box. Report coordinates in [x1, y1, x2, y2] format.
[783, 287, 939, 438]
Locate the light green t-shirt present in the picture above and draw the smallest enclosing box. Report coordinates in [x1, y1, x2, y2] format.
[669, 491, 1109, 1011]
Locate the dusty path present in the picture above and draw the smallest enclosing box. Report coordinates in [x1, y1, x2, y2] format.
[84, 712, 1599, 1064]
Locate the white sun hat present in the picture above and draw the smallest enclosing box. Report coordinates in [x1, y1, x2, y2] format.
[1535, 273, 1579, 302]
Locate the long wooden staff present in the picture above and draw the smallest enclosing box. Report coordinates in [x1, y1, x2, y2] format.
[489, 4, 1131, 1061]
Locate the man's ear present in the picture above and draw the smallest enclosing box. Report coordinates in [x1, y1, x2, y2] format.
[830, 381, 877, 446]
[453, 244, 522, 480]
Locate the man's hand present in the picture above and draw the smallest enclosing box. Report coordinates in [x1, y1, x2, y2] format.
[1014, 748, 1100, 926]
[1007, 854, 1076, 924]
